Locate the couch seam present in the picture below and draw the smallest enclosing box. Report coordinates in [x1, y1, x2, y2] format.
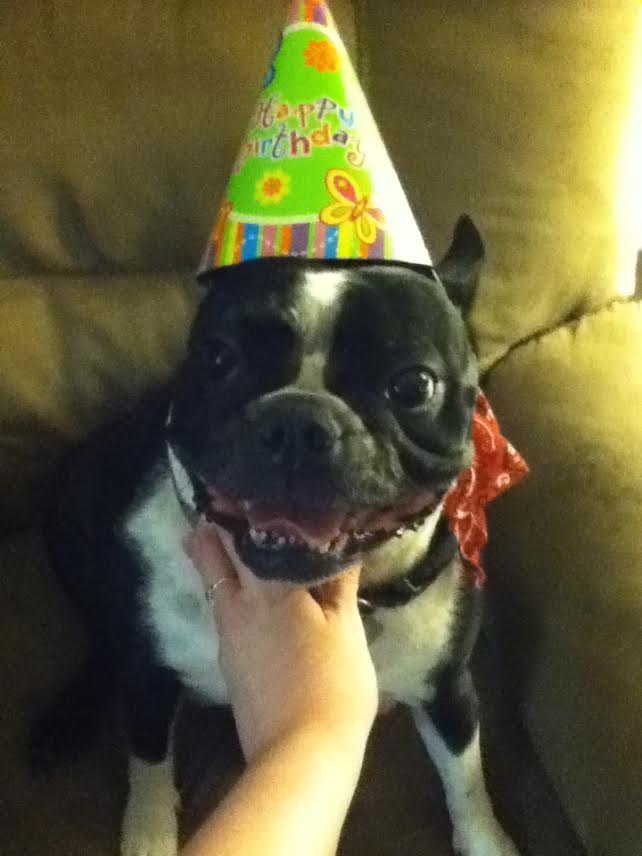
[481, 295, 642, 382]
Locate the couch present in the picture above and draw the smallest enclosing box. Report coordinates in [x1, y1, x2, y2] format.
[1, 2, 641, 854]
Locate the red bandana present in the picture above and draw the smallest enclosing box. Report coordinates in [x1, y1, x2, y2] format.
[444, 393, 528, 587]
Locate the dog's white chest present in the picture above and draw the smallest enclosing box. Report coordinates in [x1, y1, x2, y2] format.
[366, 560, 460, 705]
[124, 471, 229, 704]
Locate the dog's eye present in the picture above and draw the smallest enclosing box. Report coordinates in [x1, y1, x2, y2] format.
[388, 367, 437, 409]
[203, 337, 239, 380]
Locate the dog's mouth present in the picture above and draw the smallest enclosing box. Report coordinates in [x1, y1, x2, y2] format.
[202, 487, 444, 582]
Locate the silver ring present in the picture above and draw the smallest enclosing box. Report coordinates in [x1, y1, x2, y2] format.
[205, 577, 232, 605]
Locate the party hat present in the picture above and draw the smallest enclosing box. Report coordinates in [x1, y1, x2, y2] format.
[198, 0, 431, 275]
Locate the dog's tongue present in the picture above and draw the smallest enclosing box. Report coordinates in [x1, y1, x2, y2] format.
[246, 504, 347, 548]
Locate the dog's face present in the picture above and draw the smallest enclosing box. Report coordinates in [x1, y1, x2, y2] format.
[168, 217, 482, 583]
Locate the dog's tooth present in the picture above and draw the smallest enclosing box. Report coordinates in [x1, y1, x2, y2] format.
[242, 500, 252, 511]
[275, 536, 286, 547]
[287, 535, 297, 546]
[395, 527, 406, 537]
[249, 527, 266, 546]
[411, 520, 423, 531]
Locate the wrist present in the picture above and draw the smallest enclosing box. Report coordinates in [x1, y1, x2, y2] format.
[264, 720, 371, 773]
[184, 718, 367, 856]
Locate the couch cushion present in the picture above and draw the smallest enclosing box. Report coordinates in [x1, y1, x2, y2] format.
[0, 1, 356, 279]
[483, 299, 642, 856]
[360, 1, 641, 367]
[0, 275, 198, 530]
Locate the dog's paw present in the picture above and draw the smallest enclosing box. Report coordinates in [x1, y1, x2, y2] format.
[120, 790, 179, 856]
[452, 810, 520, 856]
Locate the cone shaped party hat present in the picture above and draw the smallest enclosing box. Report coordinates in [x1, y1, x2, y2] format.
[199, 0, 431, 275]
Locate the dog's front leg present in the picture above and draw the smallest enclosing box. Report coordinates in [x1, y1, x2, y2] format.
[411, 670, 520, 856]
[120, 662, 181, 856]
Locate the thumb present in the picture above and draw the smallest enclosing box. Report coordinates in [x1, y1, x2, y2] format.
[314, 563, 362, 614]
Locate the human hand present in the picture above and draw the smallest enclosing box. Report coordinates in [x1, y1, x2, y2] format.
[185, 521, 378, 764]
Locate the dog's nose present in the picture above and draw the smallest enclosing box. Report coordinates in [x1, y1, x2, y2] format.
[257, 405, 341, 461]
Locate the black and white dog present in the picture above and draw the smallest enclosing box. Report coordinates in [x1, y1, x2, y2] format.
[31, 216, 519, 856]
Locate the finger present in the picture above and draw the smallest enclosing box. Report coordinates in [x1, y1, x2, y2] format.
[314, 563, 362, 613]
[205, 574, 238, 628]
[213, 524, 261, 592]
[184, 521, 236, 582]
[184, 522, 241, 606]
[189, 527, 242, 626]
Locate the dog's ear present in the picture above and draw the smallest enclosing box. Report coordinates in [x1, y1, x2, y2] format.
[435, 215, 485, 317]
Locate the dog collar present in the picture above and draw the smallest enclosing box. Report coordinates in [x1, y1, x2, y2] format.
[357, 514, 459, 615]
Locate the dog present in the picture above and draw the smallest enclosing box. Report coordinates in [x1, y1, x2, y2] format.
[30, 215, 519, 856]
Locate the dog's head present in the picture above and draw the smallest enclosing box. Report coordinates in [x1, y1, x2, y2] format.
[167, 216, 483, 583]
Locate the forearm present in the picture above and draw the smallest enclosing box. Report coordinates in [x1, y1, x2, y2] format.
[181, 726, 367, 856]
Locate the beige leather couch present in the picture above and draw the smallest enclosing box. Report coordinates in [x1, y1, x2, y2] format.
[2, 3, 641, 854]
